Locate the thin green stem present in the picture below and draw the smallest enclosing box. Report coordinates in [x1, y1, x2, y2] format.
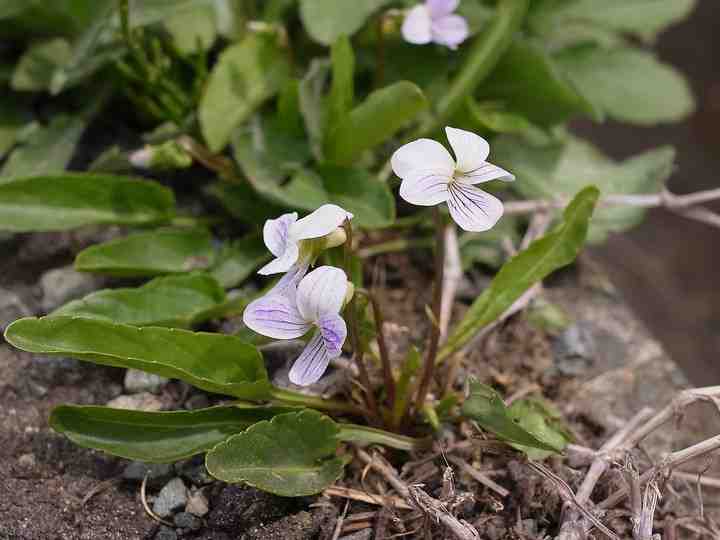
[338, 424, 430, 452]
[357, 237, 434, 258]
[412, 207, 446, 416]
[269, 387, 363, 416]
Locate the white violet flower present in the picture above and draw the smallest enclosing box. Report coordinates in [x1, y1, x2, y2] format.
[243, 266, 350, 386]
[402, 0, 469, 50]
[391, 126, 514, 232]
[259, 204, 353, 276]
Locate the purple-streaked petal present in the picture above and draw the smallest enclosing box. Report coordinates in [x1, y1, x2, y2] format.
[445, 127, 489, 172]
[399, 170, 451, 206]
[456, 161, 515, 185]
[263, 212, 297, 257]
[257, 241, 299, 275]
[318, 313, 347, 357]
[267, 262, 309, 299]
[243, 294, 311, 340]
[296, 266, 348, 322]
[447, 182, 504, 232]
[426, 0, 459, 18]
[391, 138, 454, 180]
[402, 5, 432, 45]
[291, 204, 353, 241]
[431, 14, 468, 49]
[288, 332, 330, 386]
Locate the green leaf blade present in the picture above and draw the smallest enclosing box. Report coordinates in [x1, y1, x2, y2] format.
[0, 173, 175, 232]
[299, 0, 391, 45]
[50, 404, 296, 463]
[74, 228, 214, 277]
[440, 186, 599, 360]
[206, 410, 345, 496]
[5, 317, 271, 399]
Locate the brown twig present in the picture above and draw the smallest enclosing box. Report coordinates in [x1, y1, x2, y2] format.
[413, 207, 446, 414]
[331, 500, 350, 540]
[446, 455, 510, 498]
[324, 486, 412, 510]
[359, 288, 396, 412]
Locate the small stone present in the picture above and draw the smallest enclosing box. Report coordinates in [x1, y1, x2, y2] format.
[39, 265, 101, 312]
[184, 393, 210, 410]
[339, 531, 372, 540]
[17, 453, 36, 468]
[174, 512, 201, 530]
[153, 478, 189, 518]
[122, 462, 173, 487]
[553, 322, 596, 376]
[185, 491, 209, 517]
[0, 287, 33, 332]
[175, 456, 213, 486]
[154, 525, 177, 540]
[29, 356, 84, 386]
[106, 392, 163, 411]
[124, 368, 168, 394]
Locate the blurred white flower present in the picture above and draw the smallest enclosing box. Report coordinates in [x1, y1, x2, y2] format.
[391, 126, 514, 232]
[402, 0, 469, 50]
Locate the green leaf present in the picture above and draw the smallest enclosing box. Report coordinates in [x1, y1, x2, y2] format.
[210, 235, 271, 289]
[555, 46, 694, 125]
[50, 404, 296, 463]
[299, 0, 391, 45]
[11, 38, 72, 92]
[493, 134, 675, 241]
[206, 410, 346, 496]
[506, 398, 572, 459]
[5, 317, 271, 399]
[207, 181, 287, 226]
[478, 40, 599, 126]
[0, 98, 30, 159]
[531, 0, 696, 42]
[199, 34, 291, 152]
[164, 4, 217, 53]
[324, 81, 427, 165]
[440, 186, 599, 360]
[74, 228, 215, 277]
[0, 173, 175, 232]
[298, 59, 330, 159]
[461, 381, 565, 453]
[326, 35, 355, 133]
[1, 114, 87, 180]
[51, 273, 226, 328]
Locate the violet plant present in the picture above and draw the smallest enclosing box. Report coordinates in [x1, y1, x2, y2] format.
[0, 0, 711, 500]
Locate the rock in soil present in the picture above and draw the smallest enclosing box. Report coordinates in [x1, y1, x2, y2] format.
[207, 485, 305, 533]
[39, 265, 102, 312]
[0, 287, 34, 332]
[155, 525, 178, 540]
[107, 392, 164, 411]
[552, 321, 596, 375]
[122, 461, 174, 488]
[185, 490, 210, 517]
[124, 368, 169, 394]
[175, 455, 214, 486]
[174, 511, 202, 530]
[153, 478, 189, 518]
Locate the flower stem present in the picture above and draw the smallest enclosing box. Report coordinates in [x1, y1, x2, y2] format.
[412, 207, 446, 416]
[343, 220, 380, 420]
[357, 289, 396, 413]
[269, 387, 363, 416]
[338, 424, 430, 452]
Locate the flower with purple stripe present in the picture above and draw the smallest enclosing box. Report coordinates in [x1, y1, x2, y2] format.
[243, 266, 349, 386]
[401, 0, 469, 50]
[391, 126, 514, 232]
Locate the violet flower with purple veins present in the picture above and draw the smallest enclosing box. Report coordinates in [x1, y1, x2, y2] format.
[401, 0, 469, 50]
[392, 126, 514, 232]
[259, 204, 353, 276]
[243, 266, 351, 386]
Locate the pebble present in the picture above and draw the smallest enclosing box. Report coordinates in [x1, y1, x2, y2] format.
[184, 393, 210, 410]
[154, 525, 177, 540]
[173, 511, 201, 530]
[0, 287, 33, 331]
[106, 392, 163, 411]
[185, 491, 209, 517]
[153, 478, 189, 518]
[122, 462, 173, 487]
[124, 368, 168, 394]
[175, 456, 214, 486]
[17, 453, 36, 468]
[39, 265, 101, 312]
[552, 322, 596, 376]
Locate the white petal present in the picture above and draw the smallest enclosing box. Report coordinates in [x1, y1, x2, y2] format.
[257, 241, 299, 275]
[288, 332, 330, 386]
[445, 127, 489, 173]
[402, 5, 432, 44]
[267, 262, 308, 298]
[263, 212, 297, 257]
[290, 204, 353, 241]
[399, 170, 451, 206]
[391, 138, 455, 180]
[431, 14, 468, 49]
[455, 161, 515, 185]
[427, 0, 459, 18]
[447, 183, 504, 232]
[296, 265, 348, 322]
[243, 294, 311, 340]
[318, 313, 347, 357]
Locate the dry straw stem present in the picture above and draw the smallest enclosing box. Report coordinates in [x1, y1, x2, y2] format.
[323, 486, 413, 510]
[446, 455, 510, 498]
